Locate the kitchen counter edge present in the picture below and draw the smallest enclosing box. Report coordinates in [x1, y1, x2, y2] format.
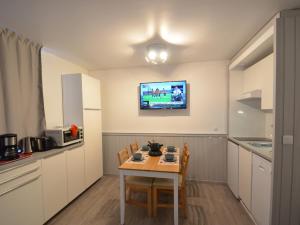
[0, 142, 84, 173]
[228, 137, 272, 162]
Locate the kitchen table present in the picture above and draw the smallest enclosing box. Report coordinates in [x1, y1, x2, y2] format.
[118, 147, 181, 225]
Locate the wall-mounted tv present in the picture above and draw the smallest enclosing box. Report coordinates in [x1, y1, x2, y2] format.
[140, 80, 187, 110]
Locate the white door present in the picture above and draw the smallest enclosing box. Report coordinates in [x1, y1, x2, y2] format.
[81, 74, 101, 109]
[66, 145, 86, 202]
[42, 152, 68, 221]
[239, 146, 252, 210]
[84, 109, 103, 187]
[227, 141, 239, 198]
[252, 154, 272, 225]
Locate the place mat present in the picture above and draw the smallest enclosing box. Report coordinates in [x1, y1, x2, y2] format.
[126, 154, 150, 164]
[158, 155, 179, 165]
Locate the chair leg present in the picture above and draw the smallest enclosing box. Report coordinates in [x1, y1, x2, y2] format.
[127, 187, 131, 202]
[181, 188, 187, 218]
[147, 188, 152, 217]
[153, 187, 158, 217]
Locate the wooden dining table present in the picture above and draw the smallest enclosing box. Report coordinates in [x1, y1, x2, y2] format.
[118, 147, 181, 225]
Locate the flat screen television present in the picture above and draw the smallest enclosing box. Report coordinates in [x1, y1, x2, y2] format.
[140, 80, 187, 110]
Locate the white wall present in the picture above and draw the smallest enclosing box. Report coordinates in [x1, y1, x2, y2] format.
[41, 50, 88, 128]
[90, 61, 229, 134]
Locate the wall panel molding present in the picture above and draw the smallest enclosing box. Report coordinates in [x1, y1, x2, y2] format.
[103, 132, 228, 182]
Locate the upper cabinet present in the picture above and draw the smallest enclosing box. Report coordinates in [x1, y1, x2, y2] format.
[81, 74, 101, 110]
[62, 73, 101, 126]
[228, 16, 276, 137]
[243, 53, 274, 110]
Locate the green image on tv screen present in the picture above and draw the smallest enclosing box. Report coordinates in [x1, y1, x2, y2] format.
[140, 81, 187, 109]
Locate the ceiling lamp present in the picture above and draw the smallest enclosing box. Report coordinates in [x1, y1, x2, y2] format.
[145, 43, 168, 64]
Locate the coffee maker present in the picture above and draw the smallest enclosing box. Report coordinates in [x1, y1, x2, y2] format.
[0, 133, 19, 160]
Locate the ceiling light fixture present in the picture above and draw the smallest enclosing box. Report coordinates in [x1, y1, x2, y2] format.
[145, 43, 168, 64]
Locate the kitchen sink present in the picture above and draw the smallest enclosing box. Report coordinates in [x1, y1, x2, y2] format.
[248, 142, 272, 148]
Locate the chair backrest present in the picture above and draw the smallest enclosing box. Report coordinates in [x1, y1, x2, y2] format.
[130, 142, 139, 155]
[182, 143, 189, 157]
[118, 148, 129, 165]
[180, 148, 190, 185]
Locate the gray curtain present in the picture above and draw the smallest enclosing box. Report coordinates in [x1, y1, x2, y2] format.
[0, 28, 45, 138]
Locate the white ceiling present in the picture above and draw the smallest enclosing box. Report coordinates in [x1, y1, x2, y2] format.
[0, 0, 299, 70]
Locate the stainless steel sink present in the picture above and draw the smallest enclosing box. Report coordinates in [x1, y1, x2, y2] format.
[248, 142, 272, 148]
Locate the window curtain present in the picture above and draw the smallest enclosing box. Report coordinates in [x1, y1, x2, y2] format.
[0, 28, 45, 138]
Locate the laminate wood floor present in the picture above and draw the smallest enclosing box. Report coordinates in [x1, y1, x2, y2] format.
[46, 175, 254, 225]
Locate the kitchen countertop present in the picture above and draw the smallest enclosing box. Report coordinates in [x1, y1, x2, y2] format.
[0, 142, 84, 173]
[228, 137, 272, 162]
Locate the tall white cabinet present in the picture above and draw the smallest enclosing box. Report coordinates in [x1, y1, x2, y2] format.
[62, 73, 103, 187]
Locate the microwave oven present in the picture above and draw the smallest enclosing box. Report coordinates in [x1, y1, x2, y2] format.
[45, 127, 83, 147]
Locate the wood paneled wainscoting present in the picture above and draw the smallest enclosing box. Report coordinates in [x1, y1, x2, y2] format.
[102, 133, 227, 182]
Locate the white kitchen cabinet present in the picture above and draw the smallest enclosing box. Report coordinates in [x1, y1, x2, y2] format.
[84, 109, 103, 187]
[42, 151, 68, 221]
[62, 73, 103, 188]
[82, 74, 101, 109]
[66, 145, 86, 202]
[238, 146, 252, 210]
[0, 161, 44, 225]
[243, 53, 274, 110]
[252, 154, 272, 225]
[261, 54, 273, 110]
[227, 141, 239, 198]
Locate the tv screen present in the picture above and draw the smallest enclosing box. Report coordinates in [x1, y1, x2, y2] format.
[140, 80, 187, 110]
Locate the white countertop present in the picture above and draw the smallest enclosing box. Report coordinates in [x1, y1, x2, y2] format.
[228, 137, 272, 162]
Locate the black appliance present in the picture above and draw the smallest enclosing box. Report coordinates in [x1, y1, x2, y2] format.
[0, 133, 19, 160]
[148, 141, 163, 156]
[30, 137, 57, 152]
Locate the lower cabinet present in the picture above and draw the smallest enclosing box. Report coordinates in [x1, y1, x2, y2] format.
[238, 146, 252, 210]
[42, 151, 68, 221]
[252, 154, 272, 225]
[66, 145, 85, 202]
[1, 143, 102, 224]
[227, 141, 239, 198]
[0, 161, 44, 225]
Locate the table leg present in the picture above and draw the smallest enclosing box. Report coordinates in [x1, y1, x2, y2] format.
[174, 174, 179, 225]
[120, 171, 125, 225]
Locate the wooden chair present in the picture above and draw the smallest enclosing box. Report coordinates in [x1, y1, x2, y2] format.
[152, 148, 190, 218]
[117, 148, 153, 216]
[118, 148, 130, 165]
[182, 143, 189, 158]
[130, 142, 139, 155]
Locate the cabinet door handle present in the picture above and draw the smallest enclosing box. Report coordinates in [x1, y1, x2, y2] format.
[0, 175, 41, 197]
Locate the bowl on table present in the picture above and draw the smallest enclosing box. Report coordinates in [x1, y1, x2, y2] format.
[164, 153, 176, 162]
[133, 153, 143, 161]
[167, 146, 176, 152]
[141, 145, 150, 151]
